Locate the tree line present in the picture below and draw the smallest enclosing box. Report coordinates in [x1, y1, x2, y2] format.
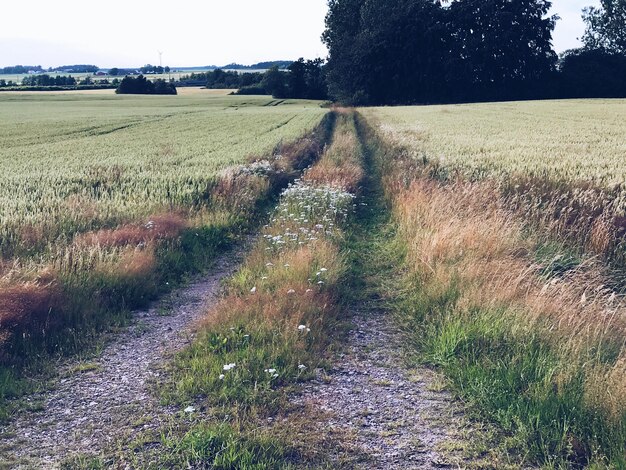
[0, 65, 99, 74]
[322, 0, 626, 105]
[115, 75, 177, 95]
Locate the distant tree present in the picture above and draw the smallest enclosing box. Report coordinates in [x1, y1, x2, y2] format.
[286, 58, 328, 100]
[152, 79, 177, 95]
[164, 66, 171, 73]
[0, 79, 6, 87]
[116, 75, 176, 94]
[1, 65, 43, 74]
[261, 66, 288, 98]
[79, 76, 93, 85]
[50, 64, 98, 73]
[582, 0, 626, 54]
[108, 68, 120, 76]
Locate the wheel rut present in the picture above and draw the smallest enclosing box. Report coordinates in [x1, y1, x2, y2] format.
[0, 249, 245, 469]
[297, 117, 471, 469]
[300, 307, 467, 469]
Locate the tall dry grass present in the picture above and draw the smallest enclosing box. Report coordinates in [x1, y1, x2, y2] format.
[368, 113, 626, 465]
[304, 111, 363, 193]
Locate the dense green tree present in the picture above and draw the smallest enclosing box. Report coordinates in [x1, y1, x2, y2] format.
[447, 0, 558, 100]
[286, 58, 328, 99]
[261, 66, 288, 98]
[583, 0, 626, 54]
[558, 48, 626, 97]
[323, 0, 558, 104]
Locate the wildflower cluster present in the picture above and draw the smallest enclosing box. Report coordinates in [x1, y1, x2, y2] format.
[263, 180, 355, 252]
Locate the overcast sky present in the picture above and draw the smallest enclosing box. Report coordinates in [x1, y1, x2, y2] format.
[0, 0, 599, 69]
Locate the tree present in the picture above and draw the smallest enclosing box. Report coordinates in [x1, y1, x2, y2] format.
[108, 68, 120, 76]
[582, 0, 626, 54]
[447, 0, 558, 101]
[116, 75, 176, 95]
[323, 0, 558, 104]
[558, 48, 626, 97]
[261, 66, 288, 98]
[286, 58, 328, 100]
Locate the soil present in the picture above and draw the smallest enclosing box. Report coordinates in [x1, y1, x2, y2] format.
[298, 306, 471, 469]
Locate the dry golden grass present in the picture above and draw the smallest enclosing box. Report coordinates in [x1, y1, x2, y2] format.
[0, 281, 58, 344]
[386, 160, 626, 428]
[303, 112, 363, 192]
[393, 175, 626, 347]
[75, 213, 188, 249]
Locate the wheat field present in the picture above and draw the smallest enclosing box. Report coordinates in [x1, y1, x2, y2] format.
[0, 93, 326, 258]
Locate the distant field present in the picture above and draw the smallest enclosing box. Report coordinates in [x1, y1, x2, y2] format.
[0, 69, 266, 84]
[0, 92, 326, 258]
[0, 87, 236, 96]
[364, 99, 626, 187]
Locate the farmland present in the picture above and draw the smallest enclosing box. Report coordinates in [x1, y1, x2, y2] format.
[0, 92, 325, 259]
[359, 99, 626, 467]
[364, 100, 626, 186]
[0, 91, 327, 378]
[3, 97, 626, 468]
[364, 100, 626, 267]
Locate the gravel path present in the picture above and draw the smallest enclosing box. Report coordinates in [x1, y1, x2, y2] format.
[300, 308, 467, 469]
[0, 252, 243, 469]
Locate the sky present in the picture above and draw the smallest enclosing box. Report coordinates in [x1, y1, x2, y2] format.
[0, 0, 600, 69]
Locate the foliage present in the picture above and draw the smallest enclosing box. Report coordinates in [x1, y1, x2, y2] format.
[21, 74, 77, 86]
[583, 0, 626, 54]
[140, 64, 169, 74]
[261, 60, 328, 100]
[323, 0, 558, 104]
[178, 69, 264, 89]
[558, 48, 626, 98]
[115, 75, 177, 95]
[0, 65, 43, 74]
[49, 65, 99, 73]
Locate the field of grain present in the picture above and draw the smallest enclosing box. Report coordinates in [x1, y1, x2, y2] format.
[364, 100, 626, 265]
[0, 93, 325, 259]
[0, 92, 327, 368]
[360, 100, 626, 466]
[364, 100, 626, 186]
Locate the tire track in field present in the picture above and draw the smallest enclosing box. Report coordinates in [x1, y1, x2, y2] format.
[0, 247, 247, 469]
